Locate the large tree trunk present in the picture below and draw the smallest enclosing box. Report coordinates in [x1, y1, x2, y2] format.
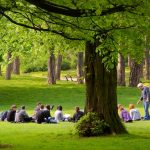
[84, 41, 126, 134]
[117, 53, 126, 86]
[145, 48, 150, 80]
[13, 56, 20, 75]
[48, 51, 56, 84]
[77, 52, 84, 84]
[129, 60, 142, 87]
[0, 65, 2, 76]
[56, 54, 62, 80]
[6, 52, 12, 80]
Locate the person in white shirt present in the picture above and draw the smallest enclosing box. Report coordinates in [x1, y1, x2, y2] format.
[54, 105, 64, 122]
[129, 104, 141, 121]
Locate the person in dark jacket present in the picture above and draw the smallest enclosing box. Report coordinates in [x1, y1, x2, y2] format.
[7, 105, 17, 122]
[35, 104, 45, 124]
[72, 106, 84, 122]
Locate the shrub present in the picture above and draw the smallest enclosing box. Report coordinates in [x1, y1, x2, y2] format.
[76, 112, 110, 137]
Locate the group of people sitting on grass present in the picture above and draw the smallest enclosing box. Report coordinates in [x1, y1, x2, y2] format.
[118, 103, 141, 123]
[0, 103, 84, 124]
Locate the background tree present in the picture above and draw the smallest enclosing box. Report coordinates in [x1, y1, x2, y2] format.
[1, 0, 150, 134]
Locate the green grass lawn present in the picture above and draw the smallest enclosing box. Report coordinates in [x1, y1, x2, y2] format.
[0, 74, 149, 150]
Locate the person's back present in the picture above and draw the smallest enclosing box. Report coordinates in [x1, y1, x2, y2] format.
[120, 109, 132, 122]
[118, 105, 132, 122]
[43, 105, 51, 119]
[36, 104, 45, 123]
[54, 105, 64, 122]
[130, 109, 141, 120]
[7, 105, 17, 122]
[129, 104, 141, 121]
[73, 107, 84, 122]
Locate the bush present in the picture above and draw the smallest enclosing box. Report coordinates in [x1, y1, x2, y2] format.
[76, 112, 110, 137]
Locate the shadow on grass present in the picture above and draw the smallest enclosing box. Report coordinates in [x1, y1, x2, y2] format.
[0, 144, 13, 149]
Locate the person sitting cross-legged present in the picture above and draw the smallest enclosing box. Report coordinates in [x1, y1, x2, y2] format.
[129, 104, 141, 121]
[118, 104, 132, 123]
[6, 105, 17, 122]
[72, 106, 84, 122]
[15, 106, 32, 123]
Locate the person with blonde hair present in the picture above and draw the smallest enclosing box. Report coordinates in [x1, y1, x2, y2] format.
[118, 105, 132, 122]
[129, 104, 141, 121]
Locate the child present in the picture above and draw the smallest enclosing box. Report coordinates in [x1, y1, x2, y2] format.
[118, 104, 132, 122]
[129, 104, 141, 121]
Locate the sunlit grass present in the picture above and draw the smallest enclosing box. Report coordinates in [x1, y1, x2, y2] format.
[0, 73, 150, 150]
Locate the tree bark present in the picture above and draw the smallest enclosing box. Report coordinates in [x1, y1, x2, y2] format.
[77, 52, 84, 84]
[128, 55, 132, 69]
[84, 41, 127, 134]
[56, 54, 62, 80]
[48, 50, 56, 84]
[117, 53, 126, 86]
[129, 60, 142, 87]
[145, 48, 150, 80]
[13, 56, 20, 75]
[0, 65, 2, 76]
[5, 52, 12, 80]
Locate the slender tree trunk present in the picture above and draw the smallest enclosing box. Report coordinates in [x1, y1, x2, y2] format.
[13, 56, 20, 75]
[128, 55, 132, 69]
[0, 65, 2, 76]
[145, 48, 150, 80]
[48, 51, 56, 84]
[56, 54, 62, 80]
[139, 61, 144, 78]
[129, 60, 142, 87]
[6, 52, 12, 80]
[77, 52, 84, 84]
[117, 53, 126, 86]
[84, 41, 127, 134]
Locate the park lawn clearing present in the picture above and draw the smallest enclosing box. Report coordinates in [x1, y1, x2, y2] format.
[0, 74, 149, 150]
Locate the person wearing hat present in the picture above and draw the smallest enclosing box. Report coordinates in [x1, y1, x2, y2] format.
[137, 83, 150, 120]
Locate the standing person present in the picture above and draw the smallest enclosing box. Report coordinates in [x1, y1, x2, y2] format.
[137, 83, 150, 120]
[129, 104, 141, 121]
[6, 105, 17, 122]
[72, 106, 84, 122]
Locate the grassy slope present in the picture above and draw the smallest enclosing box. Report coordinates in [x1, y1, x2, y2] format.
[0, 74, 149, 150]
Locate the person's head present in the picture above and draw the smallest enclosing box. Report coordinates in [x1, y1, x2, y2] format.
[75, 106, 80, 112]
[57, 105, 62, 111]
[21, 105, 25, 110]
[137, 83, 144, 90]
[40, 104, 44, 110]
[11, 105, 17, 110]
[37, 102, 41, 106]
[117, 104, 124, 111]
[129, 104, 135, 110]
[117, 104, 122, 109]
[46, 105, 50, 111]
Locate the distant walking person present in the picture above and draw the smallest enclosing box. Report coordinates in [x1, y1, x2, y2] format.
[137, 83, 150, 120]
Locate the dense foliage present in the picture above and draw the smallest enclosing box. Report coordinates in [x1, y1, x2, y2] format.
[76, 112, 110, 136]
